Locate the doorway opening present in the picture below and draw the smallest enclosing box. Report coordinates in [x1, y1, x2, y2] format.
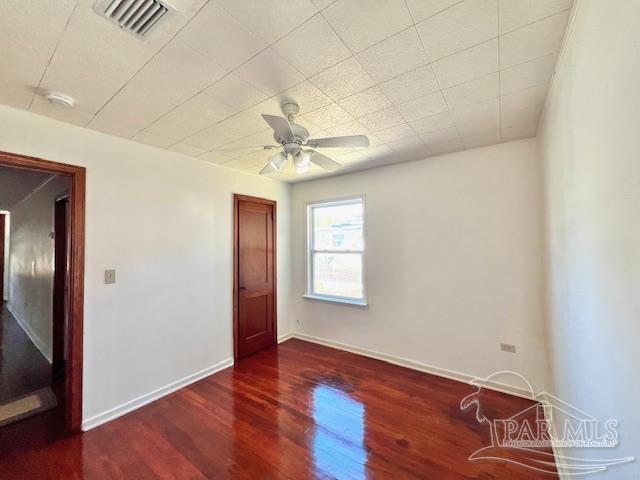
[0, 151, 85, 435]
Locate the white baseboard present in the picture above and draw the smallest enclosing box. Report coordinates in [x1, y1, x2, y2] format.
[82, 357, 234, 431]
[291, 333, 534, 400]
[277, 332, 294, 343]
[6, 302, 52, 363]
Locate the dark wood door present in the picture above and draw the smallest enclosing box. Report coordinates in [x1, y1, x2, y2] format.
[234, 195, 276, 360]
[0, 213, 4, 303]
[52, 197, 69, 382]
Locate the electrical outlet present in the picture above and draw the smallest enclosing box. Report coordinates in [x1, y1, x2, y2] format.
[500, 343, 516, 353]
[104, 269, 116, 285]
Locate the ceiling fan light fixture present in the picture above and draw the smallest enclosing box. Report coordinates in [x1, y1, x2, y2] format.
[269, 151, 288, 171]
[293, 150, 311, 173]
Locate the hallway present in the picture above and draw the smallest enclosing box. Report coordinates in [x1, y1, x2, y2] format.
[0, 303, 51, 403]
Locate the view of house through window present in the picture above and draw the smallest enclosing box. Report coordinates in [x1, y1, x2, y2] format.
[307, 197, 365, 302]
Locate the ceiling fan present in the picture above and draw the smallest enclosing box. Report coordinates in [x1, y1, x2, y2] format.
[254, 102, 370, 175]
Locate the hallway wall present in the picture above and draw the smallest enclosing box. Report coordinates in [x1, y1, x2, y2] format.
[8, 176, 69, 362]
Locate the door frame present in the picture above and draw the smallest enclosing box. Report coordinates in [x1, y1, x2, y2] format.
[232, 194, 277, 361]
[0, 150, 85, 434]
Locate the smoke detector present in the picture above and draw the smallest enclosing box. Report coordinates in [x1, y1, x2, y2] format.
[44, 92, 75, 108]
[94, 0, 174, 38]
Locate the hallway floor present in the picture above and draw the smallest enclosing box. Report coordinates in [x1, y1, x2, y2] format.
[0, 303, 51, 403]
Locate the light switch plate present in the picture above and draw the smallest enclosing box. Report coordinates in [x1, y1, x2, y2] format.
[104, 269, 116, 285]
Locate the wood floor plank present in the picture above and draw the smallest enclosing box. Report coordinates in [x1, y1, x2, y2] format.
[0, 338, 557, 479]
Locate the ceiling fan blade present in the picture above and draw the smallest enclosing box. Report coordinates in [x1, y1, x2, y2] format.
[307, 135, 370, 148]
[212, 144, 278, 152]
[259, 162, 277, 175]
[261, 114, 293, 139]
[309, 151, 342, 172]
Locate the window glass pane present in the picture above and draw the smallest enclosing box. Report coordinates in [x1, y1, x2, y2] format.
[313, 202, 363, 251]
[313, 253, 363, 299]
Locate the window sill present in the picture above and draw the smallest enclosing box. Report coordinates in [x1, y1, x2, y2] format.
[303, 294, 369, 308]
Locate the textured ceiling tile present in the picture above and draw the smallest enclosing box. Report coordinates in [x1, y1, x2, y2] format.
[405, 0, 462, 23]
[356, 28, 429, 83]
[431, 38, 498, 88]
[451, 97, 500, 136]
[378, 65, 440, 105]
[499, 10, 570, 68]
[198, 150, 233, 164]
[443, 72, 499, 109]
[125, 40, 227, 110]
[214, 129, 277, 159]
[499, 0, 573, 34]
[0, 0, 574, 180]
[133, 131, 176, 149]
[310, 57, 376, 101]
[87, 115, 142, 139]
[500, 84, 548, 114]
[501, 103, 541, 141]
[323, 0, 414, 52]
[276, 81, 334, 115]
[143, 119, 194, 141]
[30, 96, 94, 127]
[461, 127, 501, 148]
[397, 91, 448, 122]
[169, 143, 207, 157]
[234, 47, 306, 96]
[177, 1, 267, 71]
[416, 0, 498, 61]
[409, 111, 456, 134]
[374, 123, 416, 143]
[0, 1, 78, 109]
[500, 53, 557, 95]
[301, 103, 353, 129]
[418, 126, 460, 144]
[183, 122, 244, 150]
[428, 136, 464, 156]
[217, 0, 318, 44]
[358, 107, 406, 132]
[204, 74, 268, 112]
[162, 95, 236, 134]
[273, 15, 351, 77]
[338, 86, 391, 118]
[323, 120, 369, 137]
[311, 0, 338, 10]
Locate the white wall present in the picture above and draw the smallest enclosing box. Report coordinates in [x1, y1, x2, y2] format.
[8, 175, 70, 361]
[0, 105, 292, 426]
[539, 1, 640, 476]
[291, 139, 549, 391]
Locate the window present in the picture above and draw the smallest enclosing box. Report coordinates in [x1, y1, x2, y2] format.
[306, 197, 366, 305]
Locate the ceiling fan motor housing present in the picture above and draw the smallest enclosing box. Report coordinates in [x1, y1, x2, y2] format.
[274, 123, 310, 152]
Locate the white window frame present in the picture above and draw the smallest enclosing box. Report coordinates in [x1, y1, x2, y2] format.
[304, 196, 367, 307]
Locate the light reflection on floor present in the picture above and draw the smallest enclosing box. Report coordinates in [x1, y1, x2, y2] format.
[312, 384, 368, 479]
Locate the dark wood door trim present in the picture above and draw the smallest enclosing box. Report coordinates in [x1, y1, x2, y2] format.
[233, 194, 277, 361]
[0, 150, 85, 434]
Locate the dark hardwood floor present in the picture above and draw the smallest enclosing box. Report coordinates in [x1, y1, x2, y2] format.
[0, 303, 51, 402]
[0, 339, 557, 479]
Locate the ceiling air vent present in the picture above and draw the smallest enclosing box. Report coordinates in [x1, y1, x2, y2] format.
[95, 0, 172, 38]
